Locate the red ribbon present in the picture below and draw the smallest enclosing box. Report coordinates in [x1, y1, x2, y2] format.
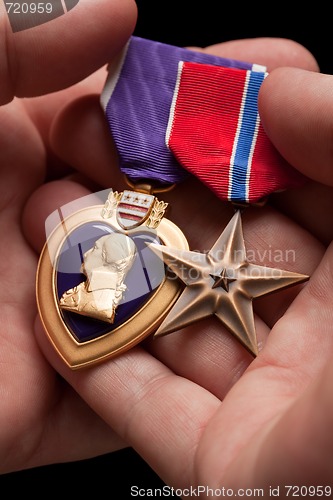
[167, 62, 306, 204]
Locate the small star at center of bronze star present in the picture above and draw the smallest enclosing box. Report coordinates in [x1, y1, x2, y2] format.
[210, 268, 237, 292]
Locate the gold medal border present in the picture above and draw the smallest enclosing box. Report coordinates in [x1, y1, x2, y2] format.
[36, 205, 189, 369]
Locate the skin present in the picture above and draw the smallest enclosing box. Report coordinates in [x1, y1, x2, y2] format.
[0, 0, 137, 473]
[1, 0, 333, 495]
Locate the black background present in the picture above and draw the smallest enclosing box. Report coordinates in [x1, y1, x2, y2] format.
[134, 0, 333, 75]
[1, 0, 331, 496]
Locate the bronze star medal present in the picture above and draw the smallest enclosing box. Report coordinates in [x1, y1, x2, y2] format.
[149, 210, 308, 356]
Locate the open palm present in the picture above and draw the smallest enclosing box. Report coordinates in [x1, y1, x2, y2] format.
[21, 34, 333, 492]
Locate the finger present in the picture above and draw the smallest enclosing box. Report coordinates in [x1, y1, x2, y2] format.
[259, 67, 333, 187]
[50, 95, 122, 188]
[0, 0, 137, 104]
[197, 243, 333, 489]
[35, 319, 220, 489]
[246, 359, 333, 487]
[23, 66, 108, 148]
[261, 358, 333, 485]
[23, 68, 110, 182]
[252, 241, 333, 378]
[194, 37, 319, 72]
[242, 206, 323, 326]
[22, 179, 94, 253]
[0, 99, 45, 213]
[197, 361, 333, 490]
[271, 181, 333, 246]
[3, 362, 126, 473]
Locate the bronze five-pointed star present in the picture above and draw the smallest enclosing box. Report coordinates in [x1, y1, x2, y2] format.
[149, 210, 309, 356]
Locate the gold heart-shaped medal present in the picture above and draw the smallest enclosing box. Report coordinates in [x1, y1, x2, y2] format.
[36, 189, 188, 369]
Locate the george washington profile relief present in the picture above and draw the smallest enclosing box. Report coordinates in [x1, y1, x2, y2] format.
[59, 232, 137, 323]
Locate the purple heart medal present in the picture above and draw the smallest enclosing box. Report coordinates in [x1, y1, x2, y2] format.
[36, 37, 308, 369]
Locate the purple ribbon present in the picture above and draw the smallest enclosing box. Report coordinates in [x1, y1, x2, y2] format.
[101, 36, 261, 187]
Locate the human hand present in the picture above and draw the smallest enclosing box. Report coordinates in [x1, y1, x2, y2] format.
[22, 35, 333, 492]
[0, 0, 138, 474]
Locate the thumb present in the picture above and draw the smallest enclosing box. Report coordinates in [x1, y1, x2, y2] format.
[258, 67, 333, 187]
[0, 0, 137, 104]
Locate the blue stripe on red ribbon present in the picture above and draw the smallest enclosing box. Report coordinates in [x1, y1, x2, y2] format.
[230, 70, 266, 202]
